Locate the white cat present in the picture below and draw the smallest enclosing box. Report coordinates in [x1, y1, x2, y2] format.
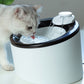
[0, 4, 42, 71]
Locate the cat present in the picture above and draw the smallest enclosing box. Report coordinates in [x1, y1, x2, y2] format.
[0, 4, 42, 71]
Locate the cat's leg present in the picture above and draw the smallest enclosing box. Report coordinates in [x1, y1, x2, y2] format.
[0, 46, 14, 71]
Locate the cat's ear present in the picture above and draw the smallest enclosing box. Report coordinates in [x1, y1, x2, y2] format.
[33, 5, 42, 14]
[14, 7, 25, 19]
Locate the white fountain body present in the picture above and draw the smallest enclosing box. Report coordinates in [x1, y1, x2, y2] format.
[10, 12, 83, 84]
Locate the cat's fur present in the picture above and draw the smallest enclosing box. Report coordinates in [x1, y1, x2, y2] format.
[0, 4, 42, 71]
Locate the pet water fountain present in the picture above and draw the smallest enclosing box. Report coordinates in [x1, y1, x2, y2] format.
[10, 11, 83, 84]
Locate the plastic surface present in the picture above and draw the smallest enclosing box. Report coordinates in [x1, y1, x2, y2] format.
[10, 18, 83, 84]
[11, 32, 83, 84]
[52, 11, 75, 25]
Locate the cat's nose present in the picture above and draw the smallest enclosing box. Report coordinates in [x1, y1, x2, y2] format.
[33, 32, 36, 34]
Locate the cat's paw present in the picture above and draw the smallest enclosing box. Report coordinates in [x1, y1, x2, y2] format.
[2, 64, 14, 71]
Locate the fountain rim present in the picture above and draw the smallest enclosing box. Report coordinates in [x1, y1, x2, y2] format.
[10, 18, 79, 48]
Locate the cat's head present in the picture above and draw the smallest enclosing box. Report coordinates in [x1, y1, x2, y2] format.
[10, 5, 42, 36]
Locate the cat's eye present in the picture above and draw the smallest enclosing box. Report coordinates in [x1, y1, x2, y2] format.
[27, 26, 32, 30]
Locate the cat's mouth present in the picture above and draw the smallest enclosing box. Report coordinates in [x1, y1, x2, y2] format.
[31, 33, 35, 39]
[18, 32, 36, 39]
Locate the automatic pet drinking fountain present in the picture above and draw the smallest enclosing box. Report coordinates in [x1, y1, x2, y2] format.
[10, 12, 83, 84]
